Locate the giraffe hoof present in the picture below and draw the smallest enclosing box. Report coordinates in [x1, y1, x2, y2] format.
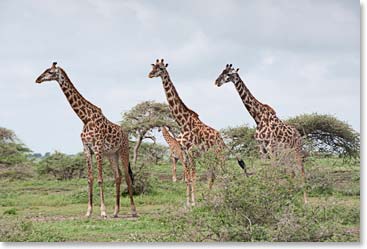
[113, 214, 118, 218]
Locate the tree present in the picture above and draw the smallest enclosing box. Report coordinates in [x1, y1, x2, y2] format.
[36, 151, 85, 180]
[139, 142, 168, 165]
[286, 113, 360, 158]
[0, 127, 33, 179]
[0, 127, 31, 166]
[121, 101, 178, 164]
[221, 125, 258, 158]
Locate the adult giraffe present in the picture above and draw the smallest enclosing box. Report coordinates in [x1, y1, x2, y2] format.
[214, 64, 308, 203]
[149, 59, 226, 206]
[35, 62, 137, 217]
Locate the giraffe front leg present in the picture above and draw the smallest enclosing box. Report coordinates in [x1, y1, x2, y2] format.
[83, 143, 93, 218]
[171, 155, 177, 182]
[296, 151, 308, 204]
[184, 164, 191, 208]
[208, 170, 215, 190]
[191, 165, 196, 207]
[95, 153, 107, 218]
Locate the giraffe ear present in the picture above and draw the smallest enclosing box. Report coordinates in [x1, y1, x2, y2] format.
[151, 64, 155, 66]
[235, 68, 239, 72]
[165, 63, 168, 67]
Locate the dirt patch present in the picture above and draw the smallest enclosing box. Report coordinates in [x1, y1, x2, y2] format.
[27, 214, 140, 222]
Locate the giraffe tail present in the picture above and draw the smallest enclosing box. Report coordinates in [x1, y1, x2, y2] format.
[128, 162, 134, 185]
[236, 158, 253, 177]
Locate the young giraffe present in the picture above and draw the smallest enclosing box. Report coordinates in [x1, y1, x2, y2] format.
[160, 126, 186, 182]
[214, 64, 308, 203]
[35, 62, 137, 217]
[149, 59, 226, 206]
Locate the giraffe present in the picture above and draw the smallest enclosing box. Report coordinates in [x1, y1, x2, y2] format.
[159, 126, 186, 182]
[148, 59, 226, 206]
[35, 62, 137, 217]
[214, 64, 308, 203]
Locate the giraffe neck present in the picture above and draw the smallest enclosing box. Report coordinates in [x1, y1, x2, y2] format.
[160, 70, 198, 129]
[56, 68, 102, 124]
[162, 127, 174, 143]
[233, 76, 264, 125]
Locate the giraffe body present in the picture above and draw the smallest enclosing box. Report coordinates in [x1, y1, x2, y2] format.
[149, 59, 225, 206]
[35, 62, 137, 218]
[160, 126, 186, 182]
[215, 64, 307, 203]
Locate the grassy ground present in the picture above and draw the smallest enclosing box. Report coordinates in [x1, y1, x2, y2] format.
[0, 157, 360, 242]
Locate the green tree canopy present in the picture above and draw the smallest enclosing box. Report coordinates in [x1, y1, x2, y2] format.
[36, 151, 85, 180]
[0, 127, 31, 166]
[286, 113, 360, 158]
[121, 101, 178, 164]
[221, 125, 258, 158]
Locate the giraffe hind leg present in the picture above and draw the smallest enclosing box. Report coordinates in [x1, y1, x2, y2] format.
[95, 152, 107, 218]
[108, 153, 122, 218]
[120, 146, 137, 217]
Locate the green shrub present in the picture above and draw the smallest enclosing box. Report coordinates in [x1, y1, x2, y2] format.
[3, 208, 17, 215]
[161, 163, 357, 242]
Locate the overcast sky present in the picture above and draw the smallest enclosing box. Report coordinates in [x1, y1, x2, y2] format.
[0, 0, 360, 154]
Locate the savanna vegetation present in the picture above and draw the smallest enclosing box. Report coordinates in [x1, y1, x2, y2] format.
[0, 112, 360, 242]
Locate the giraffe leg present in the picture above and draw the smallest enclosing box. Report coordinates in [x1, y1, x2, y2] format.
[178, 152, 186, 182]
[297, 152, 308, 204]
[120, 147, 137, 217]
[186, 151, 196, 207]
[171, 155, 177, 182]
[83, 143, 93, 218]
[191, 165, 196, 207]
[95, 152, 107, 218]
[185, 165, 191, 208]
[208, 170, 215, 190]
[108, 154, 122, 218]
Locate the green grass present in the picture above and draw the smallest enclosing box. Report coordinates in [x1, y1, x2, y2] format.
[0, 157, 360, 242]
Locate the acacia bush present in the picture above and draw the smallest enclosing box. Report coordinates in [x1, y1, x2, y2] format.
[0, 127, 34, 180]
[286, 113, 360, 158]
[36, 151, 85, 180]
[220, 125, 258, 158]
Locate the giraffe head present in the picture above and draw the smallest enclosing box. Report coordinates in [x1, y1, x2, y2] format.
[148, 59, 168, 78]
[214, 64, 239, 87]
[35, 62, 60, 84]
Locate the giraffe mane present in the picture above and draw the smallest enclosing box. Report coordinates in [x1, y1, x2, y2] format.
[168, 80, 199, 118]
[58, 67, 102, 112]
[263, 104, 276, 114]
